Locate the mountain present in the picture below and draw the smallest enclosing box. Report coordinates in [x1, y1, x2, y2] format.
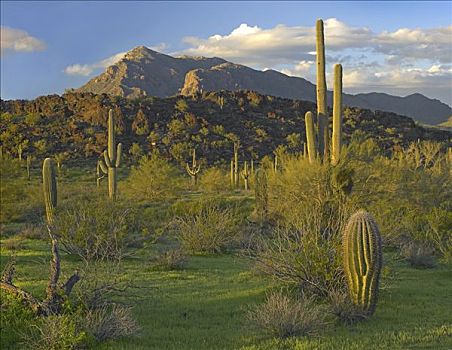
[76, 46, 452, 125]
[77, 46, 226, 98]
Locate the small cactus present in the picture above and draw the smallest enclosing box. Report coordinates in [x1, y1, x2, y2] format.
[42, 158, 57, 225]
[99, 109, 123, 200]
[343, 210, 382, 316]
[241, 161, 250, 190]
[186, 148, 201, 186]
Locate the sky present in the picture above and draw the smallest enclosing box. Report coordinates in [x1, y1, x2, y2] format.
[1, 1, 451, 105]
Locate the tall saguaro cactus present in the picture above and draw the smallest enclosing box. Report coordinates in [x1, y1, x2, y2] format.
[99, 109, 123, 200]
[316, 19, 328, 159]
[343, 210, 383, 316]
[186, 148, 201, 186]
[42, 158, 57, 225]
[332, 64, 343, 165]
[305, 111, 317, 164]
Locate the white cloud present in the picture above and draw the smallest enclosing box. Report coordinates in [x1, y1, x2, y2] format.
[178, 19, 451, 104]
[64, 51, 126, 76]
[1, 26, 46, 55]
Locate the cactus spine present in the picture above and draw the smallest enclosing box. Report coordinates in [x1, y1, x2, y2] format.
[241, 161, 250, 190]
[316, 19, 328, 159]
[332, 64, 343, 166]
[343, 210, 382, 315]
[186, 148, 201, 185]
[305, 111, 317, 164]
[42, 158, 57, 225]
[99, 109, 123, 200]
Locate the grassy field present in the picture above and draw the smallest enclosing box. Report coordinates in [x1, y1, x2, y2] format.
[1, 236, 451, 350]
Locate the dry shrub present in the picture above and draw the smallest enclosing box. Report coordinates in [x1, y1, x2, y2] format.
[18, 224, 45, 239]
[172, 200, 240, 253]
[247, 291, 327, 338]
[401, 242, 437, 269]
[83, 304, 140, 341]
[2, 237, 25, 251]
[328, 289, 368, 325]
[151, 247, 189, 270]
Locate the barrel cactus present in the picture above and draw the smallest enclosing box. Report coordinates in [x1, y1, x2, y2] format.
[99, 109, 123, 200]
[343, 210, 382, 315]
[42, 158, 57, 225]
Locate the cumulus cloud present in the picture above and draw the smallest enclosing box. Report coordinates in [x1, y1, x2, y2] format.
[179, 19, 451, 103]
[64, 51, 127, 76]
[1, 26, 46, 55]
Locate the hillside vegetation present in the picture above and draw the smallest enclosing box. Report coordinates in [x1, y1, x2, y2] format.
[1, 90, 450, 167]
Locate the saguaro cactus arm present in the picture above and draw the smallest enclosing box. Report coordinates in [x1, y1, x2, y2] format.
[305, 111, 317, 164]
[332, 64, 343, 166]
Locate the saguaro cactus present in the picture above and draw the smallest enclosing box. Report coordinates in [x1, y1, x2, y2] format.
[241, 161, 250, 190]
[26, 155, 31, 180]
[316, 19, 328, 159]
[186, 149, 201, 186]
[254, 168, 268, 228]
[99, 109, 123, 200]
[332, 64, 343, 166]
[233, 142, 240, 187]
[305, 111, 317, 164]
[42, 158, 57, 225]
[343, 210, 383, 316]
[230, 159, 234, 187]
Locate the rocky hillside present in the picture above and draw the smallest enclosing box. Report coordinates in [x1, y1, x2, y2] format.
[1, 91, 450, 166]
[75, 46, 452, 125]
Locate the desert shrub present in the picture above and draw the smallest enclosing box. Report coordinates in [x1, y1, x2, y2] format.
[82, 304, 140, 342]
[247, 291, 327, 338]
[172, 199, 241, 253]
[122, 152, 184, 202]
[400, 241, 437, 269]
[55, 199, 149, 261]
[21, 314, 89, 350]
[150, 247, 189, 270]
[198, 166, 228, 192]
[253, 155, 355, 296]
[0, 293, 37, 348]
[328, 289, 368, 325]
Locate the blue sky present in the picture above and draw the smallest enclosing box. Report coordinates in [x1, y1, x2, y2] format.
[1, 1, 451, 104]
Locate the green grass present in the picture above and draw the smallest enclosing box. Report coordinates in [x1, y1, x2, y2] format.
[1, 238, 451, 350]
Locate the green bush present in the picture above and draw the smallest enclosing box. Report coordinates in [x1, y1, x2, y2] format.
[122, 153, 183, 202]
[198, 166, 228, 193]
[0, 293, 37, 348]
[21, 313, 89, 350]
